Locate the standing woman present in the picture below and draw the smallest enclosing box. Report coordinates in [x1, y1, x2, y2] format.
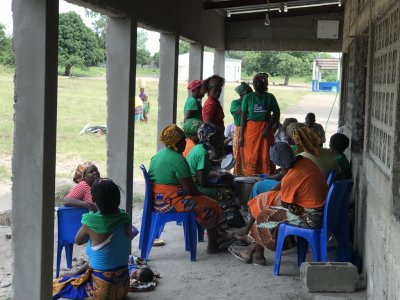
[239, 73, 280, 176]
[184, 80, 204, 122]
[202, 75, 225, 134]
[231, 82, 253, 175]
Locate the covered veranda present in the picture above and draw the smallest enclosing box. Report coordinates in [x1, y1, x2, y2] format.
[11, 0, 357, 298]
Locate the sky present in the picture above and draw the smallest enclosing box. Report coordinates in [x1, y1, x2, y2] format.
[0, 0, 160, 54]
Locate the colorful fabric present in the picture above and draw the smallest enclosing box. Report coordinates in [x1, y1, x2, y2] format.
[241, 92, 279, 122]
[250, 205, 323, 251]
[286, 122, 320, 155]
[335, 153, 352, 180]
[73, 162, 95, 184]
[184, 96, 203, 120]
[65, 180, 93, 203]
[232, 125, 244, 175]
[202, 96, 225, 133]
[148, 147, 192, 185]
[143, 101, 150, 114]
[81, 209, 131, 234]
[235, 82, 252, 97]
[248, 157, 327, 219]
[151, 183, 224, 229]
[182, 138, 196, 159]
[242, 120, 275, 176]
[187, 80, 203, 91]
[230, 99, 242, 126]
[197, 122, 219, 148]
[195, 184, 236, 210]
[52, 266, 129, 300]
[300, 148, 336, 178]
[186, 144, 211, 175]
[270, 142, 295, 169]
[183, 118, 203, 137]
[159, 124, 185, 151]
[308, 122, 326, 144]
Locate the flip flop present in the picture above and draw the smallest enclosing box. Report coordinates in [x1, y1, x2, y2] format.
[228, 246, 251, 264]
[252, 258, 266, 266]
[153, 238, 165, 246]
[218, 237, 236, 251]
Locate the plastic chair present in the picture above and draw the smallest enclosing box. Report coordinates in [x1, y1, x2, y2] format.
[274, 180, 353, 275]
[138, 164, 202, 261]
[326, 170, 336, 186]
[56, 207, 88, 277]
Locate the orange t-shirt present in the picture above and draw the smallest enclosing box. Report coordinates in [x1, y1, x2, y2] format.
[182, 138, 196, 158]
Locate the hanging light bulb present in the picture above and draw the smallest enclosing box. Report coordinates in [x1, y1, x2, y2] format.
[264, 13, 271, 26]
[284, 3, 288, 12]
[338, 0, 342, 7]
[227, 11, 231, 17]
[279, 3, 284, 13]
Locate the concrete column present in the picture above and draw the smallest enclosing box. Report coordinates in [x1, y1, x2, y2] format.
[189, 43, 204, 82]
[213, 48, 225, 105]
[106, 17, 136, 214]
[12, 0, 59, 298]
[157, 33, 179, 150]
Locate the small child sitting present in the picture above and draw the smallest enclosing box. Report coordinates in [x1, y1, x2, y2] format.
[329, 133, 351, 180]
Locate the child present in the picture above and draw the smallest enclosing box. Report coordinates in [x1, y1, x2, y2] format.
[53, 178, 131, 300]
[329, 133, 351, 180]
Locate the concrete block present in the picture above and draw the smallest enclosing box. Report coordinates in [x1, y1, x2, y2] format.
[300, 262, 359, 293]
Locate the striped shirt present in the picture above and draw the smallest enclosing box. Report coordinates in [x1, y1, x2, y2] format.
[65, 180, 93, 203]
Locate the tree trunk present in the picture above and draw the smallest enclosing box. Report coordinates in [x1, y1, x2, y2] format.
[64, 65, 71, 77]
[284, 74, 289, 86]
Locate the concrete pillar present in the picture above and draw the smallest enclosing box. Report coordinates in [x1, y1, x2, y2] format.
[189, 43, 204, 82]
[157, 33, 179, 150]
[12, 0, 59, 298]
[106, 17, 136, 214]
[213, 48, 225, 105]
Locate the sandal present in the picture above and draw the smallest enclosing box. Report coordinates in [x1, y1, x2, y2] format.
[252, 258, 266, 266]
[228, 246, 251, 264]
[218, 237, 235, 251]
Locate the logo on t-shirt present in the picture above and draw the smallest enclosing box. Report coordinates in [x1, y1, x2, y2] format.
[253, 104, 267, 113]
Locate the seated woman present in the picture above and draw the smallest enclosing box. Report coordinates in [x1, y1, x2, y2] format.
[329, 133, 351, 180]
[186, 122, 238, 211]
[63, 162, 99, 211]
[148, 124, 230, 253]
[182, 118, 203, 158]
[230, 143, 328, 265]
[53, 178, 132, 299]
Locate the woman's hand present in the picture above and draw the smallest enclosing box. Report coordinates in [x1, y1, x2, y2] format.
[261, 127, 270, 139]
[86, 202, 98, 212]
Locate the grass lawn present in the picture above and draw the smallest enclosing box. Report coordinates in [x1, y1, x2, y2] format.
[0, 65, 309, 183]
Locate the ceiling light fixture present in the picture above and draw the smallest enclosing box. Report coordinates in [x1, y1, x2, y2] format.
[227, 11, 231, 17]
[279, 3, 284, 13]
[265, 0, 271, 26]
[284, 3, 288, 12]
[338, 0, 342, 7]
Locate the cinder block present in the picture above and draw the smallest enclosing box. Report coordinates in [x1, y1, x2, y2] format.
[300, 262, 359, 293]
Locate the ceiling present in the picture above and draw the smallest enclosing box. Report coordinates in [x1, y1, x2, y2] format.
[202, 0, 345, 21]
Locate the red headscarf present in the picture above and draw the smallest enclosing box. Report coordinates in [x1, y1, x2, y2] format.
[187, 80, 203, 91]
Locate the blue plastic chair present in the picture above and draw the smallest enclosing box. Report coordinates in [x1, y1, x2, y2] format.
[56, 206, 88, 277]
[138, 164, 202, 261]
[326, 170, 336, 186]
[273, 180, 353, 275]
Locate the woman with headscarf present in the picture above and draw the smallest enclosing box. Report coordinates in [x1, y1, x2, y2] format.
[239, 73, 280, 176]
[202, 75, 226, 133]
[63, 162, 99, 211]
[186, 122, 239, 211]
[148, 124, 230, 253]
[182, 118, 203, 158]
[184, 80, 205, 122]
[286, 122, 336, 177]
[229, 142, 328, 265]
[230, 82, 253, 175]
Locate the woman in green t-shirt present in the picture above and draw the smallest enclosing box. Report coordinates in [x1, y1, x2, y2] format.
[184, 80, 205, 122]
[239, 73, 280, 176]
[230, 82, 253, 175]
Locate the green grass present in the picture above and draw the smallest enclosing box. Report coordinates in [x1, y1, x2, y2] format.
[0, 65, 309, 182]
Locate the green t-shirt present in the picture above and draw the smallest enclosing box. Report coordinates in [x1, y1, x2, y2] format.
[230, 99, 242, 126]
[184, 96, 203, 120]
[335, 154, 351, 180]
[241, 92, 280, 121]
[148, 148, 192, 185]
[186, 144, 211, 176]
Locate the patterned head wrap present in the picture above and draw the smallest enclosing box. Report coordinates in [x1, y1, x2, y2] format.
[235, 82, 253, 97]
[187, 80, 203, 91]
[282, 118, 298, 130]
[159, 124, 185, 151]
[270, 142, 295, 169]
[286, 123, 321, 155]
[253, 73, 269, 85]
[183, 118, 203, 137]
[73, 162, 95, 183]
[197, 122, 220, 148]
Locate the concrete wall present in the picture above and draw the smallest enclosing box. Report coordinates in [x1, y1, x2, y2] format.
[342, 1, 400, 298]
[226, 12, 343, 51]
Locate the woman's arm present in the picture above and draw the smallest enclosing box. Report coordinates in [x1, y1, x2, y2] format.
[239, 111, 247, 147]
[178, 177, 200, 195]
[75, 225, 90, 245]
[184, 110, 197, 122]
[63, 197, 97, 211]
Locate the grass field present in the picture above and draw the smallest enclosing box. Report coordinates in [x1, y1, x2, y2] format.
[0, 65, 309, 182]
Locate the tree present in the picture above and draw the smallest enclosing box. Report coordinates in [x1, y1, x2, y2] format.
[151, 52, 160, 67]
[271, 53, 303, 85]
[58, 12, 104, 76]
[179, 40, 190, 54]
[0, 24, 14, 66]
[85, 10, 107, 49]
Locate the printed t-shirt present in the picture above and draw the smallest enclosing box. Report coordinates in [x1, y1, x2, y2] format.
[186, 144, 211, 176]
[65, 180, 93, 203]
[241, 92, 279, 121]
[148, 148, 192, 185]
[230, 99, 242, 126]
[184, 96, 203, 120]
